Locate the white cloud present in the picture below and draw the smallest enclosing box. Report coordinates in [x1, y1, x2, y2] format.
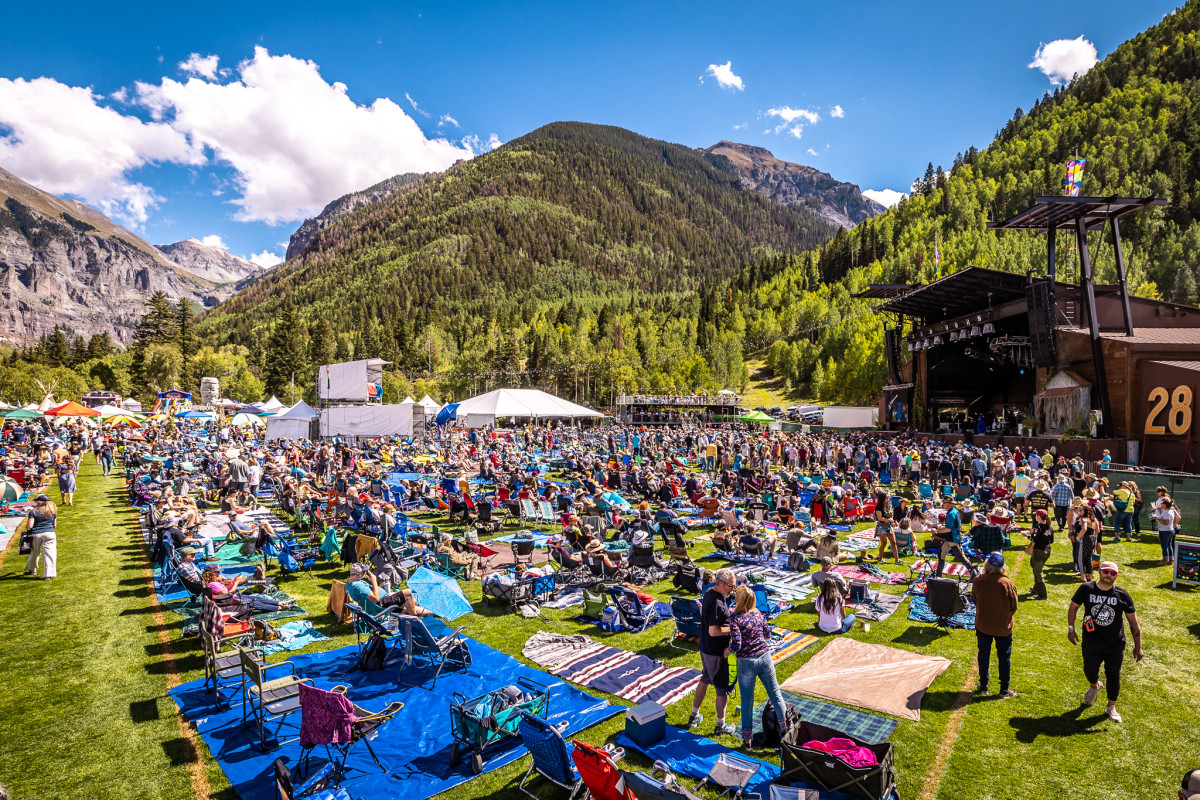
[765, 106, 820, 138]
[1029, 36, 1098, 84]
[806, 148, 818, 156]
[705, 61, 744, 91]
[462, 132, 503, 153]
[135, 47, 480, 224]
[0, 76, 203, 225]
[404, 91, 432, 118]
[863, 188, 907, 208]
[733, 122, 747, 130]
[249, 248, 284, 268]
[199, 234, 228, 250]
[179, 53, 220, 80]
[830, 104, 845, 118]
[439, 113, 459, 128]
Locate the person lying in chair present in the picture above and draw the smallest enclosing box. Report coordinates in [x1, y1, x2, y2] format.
[439, 532, 480, 579]
[203, 567, 293, 612]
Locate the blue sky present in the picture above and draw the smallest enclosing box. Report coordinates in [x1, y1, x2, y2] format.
[0, 0, 1180, 267]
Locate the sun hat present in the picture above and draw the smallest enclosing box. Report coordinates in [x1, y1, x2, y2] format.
[973, 512, 988, 524]
[585, 539, 605, 554]
[1071, 496, 1084, 507]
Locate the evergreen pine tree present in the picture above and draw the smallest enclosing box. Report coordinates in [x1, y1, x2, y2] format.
[1172, 266, 1198, 306]
[176, 299, 199, 391]
[263, 304, 308, 399]
[45, 325, 70, 366]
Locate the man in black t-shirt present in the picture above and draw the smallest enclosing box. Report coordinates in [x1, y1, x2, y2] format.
[1068, 561, 1143, 723]
[688, 567, 736, 737]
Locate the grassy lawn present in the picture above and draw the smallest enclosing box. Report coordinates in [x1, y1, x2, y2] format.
[1, 460, 1197, 800]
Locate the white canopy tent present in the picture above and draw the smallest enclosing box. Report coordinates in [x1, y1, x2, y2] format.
[260, 395, 286, 413]
[120, 398, 143, 413]
[265, 400, 319, 442]
[451, 388, 603, 428]
[416, 394, 440, 412]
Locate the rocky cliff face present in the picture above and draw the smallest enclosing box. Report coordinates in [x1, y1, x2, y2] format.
[0, 166, 221, 343]
[285, 171, 427, 260]
[703, 141, 885, 229]
[157, 238, 264, 285]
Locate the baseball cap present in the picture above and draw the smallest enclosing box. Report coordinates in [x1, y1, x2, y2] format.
[178, 547, 199, 556]
[348, 563, 365, 577]
[1099, 561, 1119, 574]
[986, 552, 1005, 569]
[1182, 769, 1200, 800]
[35, 494, 50, 502]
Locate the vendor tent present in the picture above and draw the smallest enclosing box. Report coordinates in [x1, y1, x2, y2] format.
[416, 395, 440, 413]
[265, 400, 319, 442]
[119, 398, 143, 413]
[5, 409, 43, 421]
[260, 395, 286, 413]
[739, 410, 774, 424]
[450, 388, 602, 428]
[93, 404, 127, 418]
[45, 401, 101, 417]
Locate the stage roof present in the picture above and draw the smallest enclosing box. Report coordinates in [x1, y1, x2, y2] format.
[987, 196, 1166, 232]
[875, 267, 1029, 322]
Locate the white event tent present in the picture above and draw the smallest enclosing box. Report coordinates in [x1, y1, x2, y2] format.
[265, 401, 319, 442]
[452, 388, 603, 428]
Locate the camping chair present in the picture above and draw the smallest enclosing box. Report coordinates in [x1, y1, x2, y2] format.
[344, 601, 403, 657]
[608, 585, 660, 633]
[272, 757, 346, 800]
[695, 752, 763, 800]
[751, 584, 783, 620]
[625, 771, 706, 800]
[537, 500, 558, 528]
[719, 510, 742, 532]
[465, 539, 500, 570]
[842, 497, 862, 521]
[581, 582, 614, 619]
[476, 502, 505, 535]
[584, 551, 626, 582]
[570, 738, 631, 800]
[201, 625, 263, 707]
[518, 712, 585, 800]
[298, 683, 404, 783]
[711, 531, 737, 554]
[926, 577, 968, 631]
[239, 646, 312, 751]
[739, 536, 770, 563]
[397, 614, 472, 688]
[520, 499, 541, 527]
[512, 534, 537, 568]
[669, 595, 703, 650]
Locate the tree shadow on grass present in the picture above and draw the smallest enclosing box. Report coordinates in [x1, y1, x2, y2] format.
[113, 586, 151, 599]
[1126, 558, 1167, 571]
[891, 626, 948, 646]
[145, 653, 204, 675]
[1009, 705, 1108, 743]
[1189, 622, 1200, 642]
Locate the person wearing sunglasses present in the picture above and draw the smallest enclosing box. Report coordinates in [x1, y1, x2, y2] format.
[688, 568, 738, 737]
[1067, 561, 1143, 722]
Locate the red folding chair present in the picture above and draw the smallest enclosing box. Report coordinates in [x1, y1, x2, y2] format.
[571, 739, 631, 800]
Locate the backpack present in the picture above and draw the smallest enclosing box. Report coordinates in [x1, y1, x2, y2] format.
[253, 619, 279, 642]
[354, 632, 388, 671]
[759, 699, 803, 748]
[787, 551, 809, 572]
[673, 564, 707, 594]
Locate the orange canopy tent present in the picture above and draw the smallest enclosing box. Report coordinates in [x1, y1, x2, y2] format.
[44, 400, 102, 417]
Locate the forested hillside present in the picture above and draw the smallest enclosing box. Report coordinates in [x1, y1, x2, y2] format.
[198, 122, 838, 402]
[753, 1, 1200, 405]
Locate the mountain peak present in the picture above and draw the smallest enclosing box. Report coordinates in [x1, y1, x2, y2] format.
[156, 238, 264, 286]
[703, 140, 884, 228]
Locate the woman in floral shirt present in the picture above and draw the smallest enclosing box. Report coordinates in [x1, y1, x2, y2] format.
[727, 585, 789, 748]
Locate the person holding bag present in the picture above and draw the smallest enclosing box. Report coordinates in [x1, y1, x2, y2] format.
[21, 494, 58, 580]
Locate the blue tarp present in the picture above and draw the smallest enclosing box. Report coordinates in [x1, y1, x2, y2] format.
[170, 628, 622, 800]
[616, 725, 780, 798]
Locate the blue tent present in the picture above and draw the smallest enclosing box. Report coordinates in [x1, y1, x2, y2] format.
[406, 566, 473, 621]
[175, 409, 214, 419]
[435, 403, 459, 425]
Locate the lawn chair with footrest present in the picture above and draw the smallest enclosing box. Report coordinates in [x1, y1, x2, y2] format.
[570, 738, 631, 800]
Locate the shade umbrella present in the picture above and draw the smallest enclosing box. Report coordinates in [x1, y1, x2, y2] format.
[107, 415, 142, 428]
[4, 409, 43, 420]
[0, 477, 22, 502]
[405, 566, 472, 621]
[230, 412, 266, 428]
[93, 404, 127, 418]
[176, 409, 214, 419]
[435, 403, 459, 425]
[44, 400, 101, 418]
[600, 491, 633, 511]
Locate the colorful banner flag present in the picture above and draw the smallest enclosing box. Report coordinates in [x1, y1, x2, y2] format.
[1065, 158, 1086, 197]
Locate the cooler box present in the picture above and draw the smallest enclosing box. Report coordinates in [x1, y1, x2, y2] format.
[624, 701, 666, 747]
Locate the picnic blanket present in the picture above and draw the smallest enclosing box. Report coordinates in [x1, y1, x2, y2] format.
[770, 629, 819, 664]
[0, 516, 24, 553]
[911, 559, 972, 578]
[838, 538, 875, 552]
[781, 638, 951, 721]
[541, 587, 585, 609]
[259, 620, 330, 655]
[908, 594, 976, 629]
[574, 600, 673, 631]
[491, 532, 553, 548]
[846, 591, 905, 622]
[728, 566, 814, 602]
[831, 564, 907, 585]
[616, 725, 781, 799]
[523, 631, 700, 707]
[750, 691, 899, 744]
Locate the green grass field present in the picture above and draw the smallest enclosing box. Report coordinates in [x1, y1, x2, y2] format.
[0, 461, 1197, 800]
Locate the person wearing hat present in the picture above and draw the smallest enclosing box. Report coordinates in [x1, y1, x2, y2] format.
[1180, 769, 1200, 800]
[1068, 560, 1143, 722]
[175, 546, 204, 587]
[20, 494, 58, 579]
[1025, 509, 1054, 599]
[584, 538, 623, 575]
[972, 551, 1018, 697]
[936, 496, 976, 578]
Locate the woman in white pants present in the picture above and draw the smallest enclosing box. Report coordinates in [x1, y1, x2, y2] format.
[22, 494, 58, 580]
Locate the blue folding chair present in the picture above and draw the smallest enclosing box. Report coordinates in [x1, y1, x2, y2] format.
[517, 711, 584, 800]
[669, 596, 703, 651]
[752, 583, 784, 620]
[397, 615, 472, 688]
[608, 585, 660, 633]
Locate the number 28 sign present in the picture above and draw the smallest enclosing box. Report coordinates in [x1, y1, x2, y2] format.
[1145, 385, 1194, 436]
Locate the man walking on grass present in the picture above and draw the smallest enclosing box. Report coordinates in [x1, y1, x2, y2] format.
[973, 552, 1019, 698]
[1067, 561, 1143, 722]
[689, 567, 737, 738]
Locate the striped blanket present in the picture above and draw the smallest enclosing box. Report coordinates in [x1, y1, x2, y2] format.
[831, 564, 907, 585]
[523, 632, 700, 707]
